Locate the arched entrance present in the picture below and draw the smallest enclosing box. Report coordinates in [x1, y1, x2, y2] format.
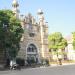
[26, 44, 38, 64]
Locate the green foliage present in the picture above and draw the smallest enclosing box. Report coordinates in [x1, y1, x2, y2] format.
[72, 32, 75, 50]
[41, 58, 49, 66]
[16, 58, 25, 66]
[48, 32, 67, 51]
[0, 10, 23, 59]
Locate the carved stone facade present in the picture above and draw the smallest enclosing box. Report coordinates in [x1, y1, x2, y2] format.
[12, 0, 49, 63]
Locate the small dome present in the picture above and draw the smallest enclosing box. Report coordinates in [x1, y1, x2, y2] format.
[37, 9, 43, 14]
[12, 0, 19, 6]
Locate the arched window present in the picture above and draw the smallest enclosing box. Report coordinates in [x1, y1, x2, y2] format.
[27, 44, 37, 52]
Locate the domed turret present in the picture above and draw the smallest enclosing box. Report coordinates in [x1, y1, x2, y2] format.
[12, 0, 19, 19]
[37, 9, 44, 22]
[12, 0, 19, 7]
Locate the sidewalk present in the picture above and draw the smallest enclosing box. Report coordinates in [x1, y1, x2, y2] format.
[50, 62, 75, 67]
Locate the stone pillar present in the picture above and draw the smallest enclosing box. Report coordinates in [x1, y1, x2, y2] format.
[37, 9, 45, 58]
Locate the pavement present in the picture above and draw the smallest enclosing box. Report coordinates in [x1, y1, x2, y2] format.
[50, 62, 75, 67]
[38, 62, 75, 69]
[0, 62, 75, 71]
[1, 64, 75, 75]
[0, 63, 75, 75]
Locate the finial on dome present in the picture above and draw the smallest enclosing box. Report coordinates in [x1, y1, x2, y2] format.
[37, 9, 43, 15]
[12, 0, 19, 7]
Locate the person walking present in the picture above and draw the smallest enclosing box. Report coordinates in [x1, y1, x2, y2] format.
[57, 49, 63, 65]
[10, 60, 13, 70]
[58, 54, 63, 65]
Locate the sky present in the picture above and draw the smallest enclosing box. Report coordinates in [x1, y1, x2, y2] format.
[0, 0, 75, 37]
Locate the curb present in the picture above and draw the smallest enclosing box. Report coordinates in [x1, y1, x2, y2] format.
[50, 63, 75, 67]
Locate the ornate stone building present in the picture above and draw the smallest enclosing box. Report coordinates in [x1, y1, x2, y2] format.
[65, 35, 75, 60]
[12, 0, 49, 63]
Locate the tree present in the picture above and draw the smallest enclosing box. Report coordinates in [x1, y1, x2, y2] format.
[48, 32, 67, 54]
[72, 32, 75, 50]
[0, 10, 23, 60]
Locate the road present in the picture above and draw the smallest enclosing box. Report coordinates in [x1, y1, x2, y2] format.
[0, 65, 75, 75]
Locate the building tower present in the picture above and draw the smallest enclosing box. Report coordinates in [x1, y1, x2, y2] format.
[37, 9, 46, 58]
[12, 0, 19, 19]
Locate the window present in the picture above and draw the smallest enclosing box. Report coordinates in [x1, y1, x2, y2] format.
[27, 44, 37, 52]
[29, 33, 35, 37]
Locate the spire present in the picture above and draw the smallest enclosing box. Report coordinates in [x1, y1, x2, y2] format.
[37, 9, 44, 22]
[12, 0, 19, 7]
[12, 0, 19, 19]
[37, 9, 45, 58]
[37, 9, 43, 15]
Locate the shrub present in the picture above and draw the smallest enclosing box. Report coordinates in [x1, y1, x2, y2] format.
[16, 58, 25, 66]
